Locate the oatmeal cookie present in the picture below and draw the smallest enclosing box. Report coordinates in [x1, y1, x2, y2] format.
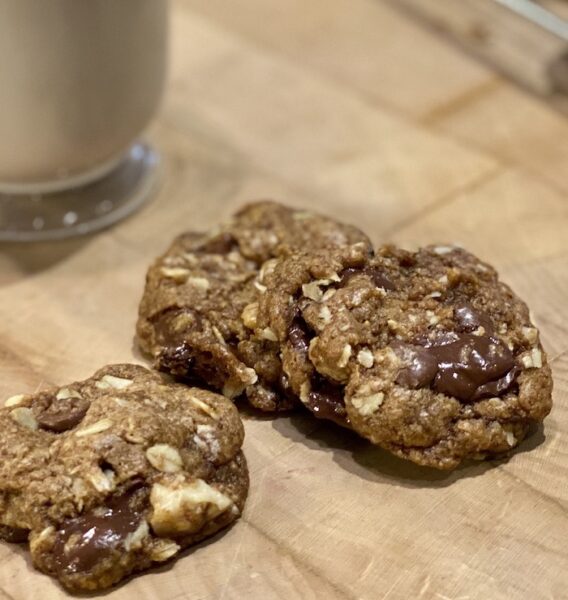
[0, 364, 248, 591]
[137, 201, 371, 411]
[256, 244, 553, 469]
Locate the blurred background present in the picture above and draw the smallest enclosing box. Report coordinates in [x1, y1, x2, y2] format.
[1, 2, 568, 365]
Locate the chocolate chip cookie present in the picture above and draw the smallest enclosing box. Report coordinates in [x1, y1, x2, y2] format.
[256, 244, 553, 469]
[0, 364, 248, 592]
[137, 201, 371, 411]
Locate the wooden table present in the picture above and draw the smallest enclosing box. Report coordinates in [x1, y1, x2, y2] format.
[1, 1, 568, 598]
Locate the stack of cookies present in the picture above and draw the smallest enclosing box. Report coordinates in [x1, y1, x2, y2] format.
[0, 201, 553, 592]
[138, 201, 552, 470]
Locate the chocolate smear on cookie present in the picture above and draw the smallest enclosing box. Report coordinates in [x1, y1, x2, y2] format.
[37, 397, 90, 433]
[393, 331, 518, 402]
[306, 378, 349, 427]
[53, 486, 147, 575]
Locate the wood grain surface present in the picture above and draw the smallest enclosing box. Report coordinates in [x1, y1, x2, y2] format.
[1, 1, 567, 598]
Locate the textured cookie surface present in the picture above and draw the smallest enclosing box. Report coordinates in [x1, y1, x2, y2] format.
[256, 244, 553, 469]
[137, 201, 371, 411]
[0, 364, 248, 591]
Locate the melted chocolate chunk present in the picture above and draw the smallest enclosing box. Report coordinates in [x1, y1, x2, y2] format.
[454, 303, 494, 334]
[159, 342, 195, 374]
[339, 266, 395, 291]
[394, 333, 518, 402]
[339, 267, 361, 286]
[37, 397, 90, 433]
[288, 318, 310, 354]
[0, 525, 29, 543]
[472, 365, 522, 400]
[306, 379, 349, 427]
[432, 335, 516, 400]
[53, 487, 147, 575]
[392, 341, 438, 389]
[365, 266, 396, 291]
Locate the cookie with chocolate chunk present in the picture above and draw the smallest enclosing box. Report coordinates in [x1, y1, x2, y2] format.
[137, 200, 371, 411]
[0, 364, 248, 592]
[256, 244, 553, 469]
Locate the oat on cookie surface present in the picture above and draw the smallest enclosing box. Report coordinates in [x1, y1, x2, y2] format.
[257, 244, 553, 469]
[137, 200, 372, 411]
[0, 364, 248, 592]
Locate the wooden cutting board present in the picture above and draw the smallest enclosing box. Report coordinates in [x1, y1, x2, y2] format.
[1, 1, 567, 598]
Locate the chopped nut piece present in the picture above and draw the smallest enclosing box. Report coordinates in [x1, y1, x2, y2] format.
[146, 445, 183, 473]
[505, 431, 516, 447]
[302, 281, 324, 302]
[4, 394, 26, 407]
[351, 392, 384, 416]
[319, 305, 332, 325]
[530, 348, 543, 368]
[522, 327, 538, 345]
[124, 520, 149, 551]
[260, 327, 278, 342]
[299, 382, 311, 404]
[254, 281, 267, 293]
[95, 375, 133, 390]
[75, 418, 113, 437]
[433, 246, 455, 255]
[10, 407, 38, 430]
[337, 344, 352, 368]
[151, 539, 180, 562]
[241, 303, 259, 329]
[29, 526, 55, 554]
[222, 369, 256, 398]
[187, 277, 210, 291]
[259, 258, 278, 282]
[222, 380, 246, 400]
[243, 368, 258, 385]
[56, 388, 82, 401]
[88, 468, 116, 492]
[187, 396, 218, 419]
[322, 289, 337, 302]
[521, 348, 543, 369]
[160, 267, 190, 282]
[149, 478, 234, 537]
[357, 348, 375, 368]
[387, 319, 399, 332]
[211, 326, 225, 344]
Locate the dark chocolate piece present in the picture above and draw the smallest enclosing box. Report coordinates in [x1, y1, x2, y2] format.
[393, 341, 438, 390]
[37, 397, 90, 433]
[340, 266, 395, 291]
[0, 525, 29, 543]
[288, 318, 310, 354]
[53, 488, 146, 575]
[394, 333, 518, 402]
[454, 303, 494, 334]
[306, 379, 349, 427]
[196, 233, 237, 255]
